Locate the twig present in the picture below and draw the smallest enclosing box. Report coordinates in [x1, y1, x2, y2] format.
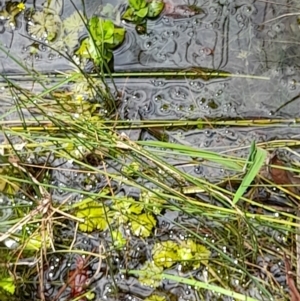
[260, 13, 300, 25]
[284, 253, 300, 301]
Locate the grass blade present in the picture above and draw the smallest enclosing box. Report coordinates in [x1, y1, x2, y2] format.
[233, 143, 267, 204]
[124, 269, 261, 301]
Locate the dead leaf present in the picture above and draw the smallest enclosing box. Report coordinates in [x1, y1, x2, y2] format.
[268, 155, 300, 195]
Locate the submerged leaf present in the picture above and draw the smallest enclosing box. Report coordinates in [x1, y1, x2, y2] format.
[147, 0, 165, 18]
[27, 9, 61, 42]
[44, 0, 63, 14]
[0, 167, 20, 195]
[63, 10, 85, 34]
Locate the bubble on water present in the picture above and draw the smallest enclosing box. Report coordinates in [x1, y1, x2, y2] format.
[272, 23, 285, 33]
[269, 110, 274, 116]
[209, 7, 218, 14]
[204, 140, 211, 147]
[207, 99, 218, 109]
[236, 14, 243, 22]
[188, 104, 194, 111]
[289, 79, 296, 90]
[245, 6, 253, 13]
[160, 104, 169, 111]
[154, 95, 163, 101]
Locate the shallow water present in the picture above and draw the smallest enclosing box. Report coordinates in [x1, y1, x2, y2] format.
[0, 0, 299, 300]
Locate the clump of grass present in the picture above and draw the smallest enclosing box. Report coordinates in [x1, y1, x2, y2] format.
[0, 66, 297, 300]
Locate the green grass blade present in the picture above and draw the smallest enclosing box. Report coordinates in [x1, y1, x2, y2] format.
[139, 140, 243, 170]
[124, 270, 261, 301]
[233, 145, 267, 205]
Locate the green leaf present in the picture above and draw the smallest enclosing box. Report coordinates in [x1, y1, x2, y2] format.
[145, 294, 167, 301]
[112, 27, 126, 47]
[100, 3, 115, 16]
[152, 241, 178, 268]
[140, 190, 166, 214]
[177, 239, 210, 268]
[147, 0, 164, 18]
[135, 7, 148, 18]
[89, 18, 115, 44]
[129, 0, 147, 10]
[75, 38, 92, 58]
[122, 7, 135, 21]
[111, 230, 126, 248]
[0, 277, 15, 295]
[101, 47, 113, 61]
[233, 143, 267, 204]
[122, 162, 140, 177]
[76, 199, 110, 232]
[138, 141, 243, 171]
[111, 197, 143, 223]
[129, 203, 143, 214]
[130, 213, 156, 237]
[23, 233, 51, 251]
[139, 261, 163, 287]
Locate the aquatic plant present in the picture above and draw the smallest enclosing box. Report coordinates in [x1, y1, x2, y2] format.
[122, 0, 164, 33]
[27, 8, 61, 42]
[0, 1, 300, 300]
[75, 16, 126, 68]
[0, 1, 25, 30]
